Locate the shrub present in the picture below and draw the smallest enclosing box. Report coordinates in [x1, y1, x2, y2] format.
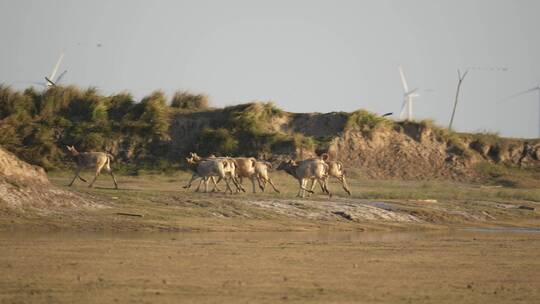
[108, 92, 135, 121]
[198, 128, 238, 155]
[139, 91, 171, 140]
[0, 85, 38, 120]
[170, 91, 209, 110]
[345, 109, 391, 136]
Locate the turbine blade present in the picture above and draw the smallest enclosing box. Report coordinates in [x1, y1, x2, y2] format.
[55, 70, 67, 83]
[45, 76, 55, 86]
[13, 81, 46, 86]
[398, 65, 409, 92]
[399, 99, 408, 118]
[49, 52, 64, 80]
[499, 87, 538, 103]
[406, 88, 419, 95]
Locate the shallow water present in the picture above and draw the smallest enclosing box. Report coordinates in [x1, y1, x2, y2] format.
[462, 226, 540, 233]
[2, 227, 538, 244]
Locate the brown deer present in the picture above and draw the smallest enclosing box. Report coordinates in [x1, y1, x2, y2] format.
[277, 158, 330, 198]
[311, 153, 351, 196]
[66, 146, 118, 189]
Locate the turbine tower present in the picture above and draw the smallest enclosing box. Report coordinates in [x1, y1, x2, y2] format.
[398, 65, 419, 121]
[502, 85, 540, 138]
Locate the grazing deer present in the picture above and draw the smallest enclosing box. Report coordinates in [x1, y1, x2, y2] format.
[66, 146, 118, 189]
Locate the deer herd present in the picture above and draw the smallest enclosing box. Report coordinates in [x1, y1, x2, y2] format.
[66, 146, 351, 198]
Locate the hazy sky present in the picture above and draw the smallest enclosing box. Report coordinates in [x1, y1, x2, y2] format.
[1, 0, 539, 138]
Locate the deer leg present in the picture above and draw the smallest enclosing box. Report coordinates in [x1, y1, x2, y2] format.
[204, 177, 210, 193]
[78, 175, 87, 183]
[183, 174, 198, 189]
[296, 179, 303, 197]
[195, 177, 204, 192]
[339, 175, 351, 195]
[88, 170, 101, 188]
[213, 176, 223, 192]
[233, 176, 244, 193]
[89, 162, 106, 188]
[297, 178, 314, 197]
[266, 177, 280, 193]
[257, 176, 266, 192]
[317, 179, 327, 194]
[69, 167, 82, 186]
[109, 170, 118, 189]
[224, 177, 234, 194]
[207, 176, 221, 192]
[210, 177, 219, 192]
[319, 178, 332, 198]
[307, 178, 317, 197]
[251, 176, 257, 193]
[231, 176, 245, 193]
[301, 179, 309, 198]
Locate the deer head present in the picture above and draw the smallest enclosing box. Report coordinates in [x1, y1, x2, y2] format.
[66, 145, 79, 156]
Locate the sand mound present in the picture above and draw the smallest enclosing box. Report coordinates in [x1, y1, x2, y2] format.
[0, 147, 104, 211]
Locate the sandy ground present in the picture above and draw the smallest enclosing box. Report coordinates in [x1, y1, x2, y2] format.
[1, 172, 539, 303]
[1, 230, 539, 303]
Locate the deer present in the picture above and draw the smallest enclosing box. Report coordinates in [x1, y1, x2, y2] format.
[231, 157, 263, 193]
[253, 161, 280, 193]
[277, 158, 330, 198]
[66, 146, 118, 189]
[183, 153, 243, 193]
[307, 153, 351, 196]
[183, 153, 221, 192]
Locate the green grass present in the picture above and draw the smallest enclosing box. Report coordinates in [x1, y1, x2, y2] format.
[345, 110, 392, 136]
[48, 169, 540, 203]
[348, 178, 540, 202]
[475, 162, 540, 189]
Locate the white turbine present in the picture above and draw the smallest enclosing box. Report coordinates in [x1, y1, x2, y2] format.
[44, 51, 67, 87]
[398, 65, 419, 121]
[501, 85, 540, 138]
[21, 51, 68, 89]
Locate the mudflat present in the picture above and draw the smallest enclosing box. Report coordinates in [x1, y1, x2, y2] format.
[1, 172, 539, 303]
[1, 230, 539, 303]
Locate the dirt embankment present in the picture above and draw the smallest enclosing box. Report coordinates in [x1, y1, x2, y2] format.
[169, 107, 540, 181]
[0, 147, 104, 212]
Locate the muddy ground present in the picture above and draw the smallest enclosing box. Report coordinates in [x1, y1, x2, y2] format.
[0, 171, 539, 303]
[1, 230, 539, 303]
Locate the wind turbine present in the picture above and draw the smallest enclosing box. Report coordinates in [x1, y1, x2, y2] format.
[398, 65, 419, 121]
[501, 84, 540, 138]
[20, 51, 68, 89]
[44, 51, 67, 87]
